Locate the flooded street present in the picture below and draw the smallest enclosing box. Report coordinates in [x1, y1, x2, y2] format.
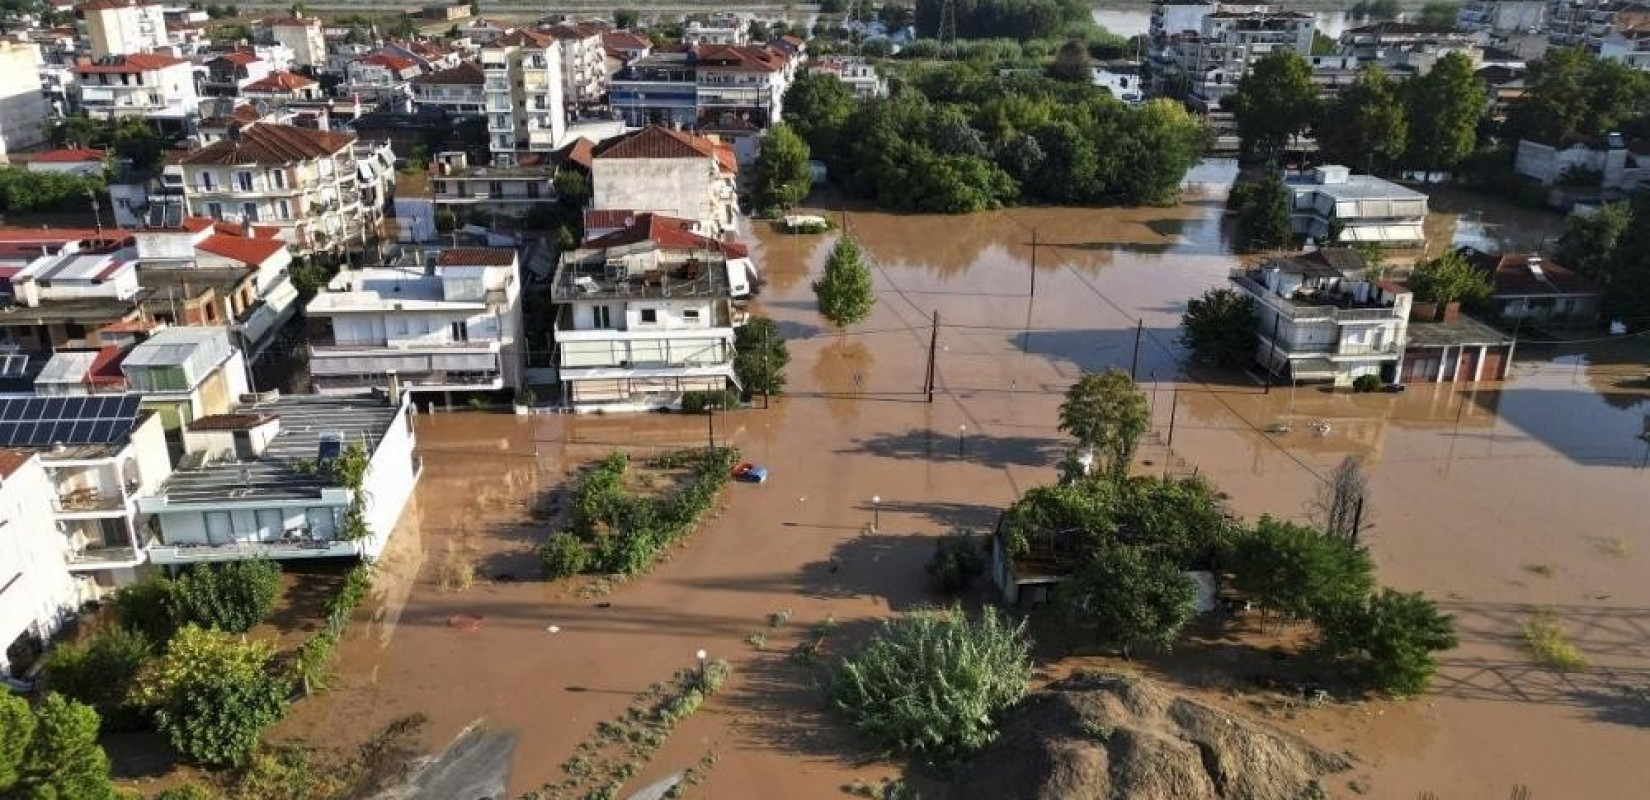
[278, 171, 1650, 798]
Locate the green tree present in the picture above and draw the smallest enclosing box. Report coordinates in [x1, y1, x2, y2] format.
[926, 529, 985, 594]
[1554, 201, 1631, 283]
[832, 607, 1030, 761]
[1408, 249, 1492, 308]
[133, 626, 292, 766]
[0, 693, 120, 799]
[613, 8, 639, 29]
[169, 558, 282, 633]
[913, 0, 1089, 40]
[1504, 47, 1594, 145]
[1402, 52, 1486, 175]
[1350, 0, 1401, 19]
[553, 169, 591, 208]
[1316, 66, 1407, 175]
[1228, 516, 1376, 621]
[750, 123, 813, 215]
[1112, 100, 1207, 206]
[1057, 543, 1196, 656]
[111, 117, 164, 171]
[1417, 0, 1459, 27]
[43, 627, 153, 731]
[1229, 170, 1292, 252]
[112, 574, 180, 642]
[48, 114, 102, 148]
[1601, 192, 1650, 328]
[813, 234, 876, 328]
[1318, 589, 1458, 695]
[782, 72, 856, 161]
[538, 532, 588, 578]
[1048, 38, 1091, 82]
[1057, 368, 1150, 478]
[1230, 50, 1319, 160]
[1180, 286, 1258, 370]
[732, 315, 789, 398]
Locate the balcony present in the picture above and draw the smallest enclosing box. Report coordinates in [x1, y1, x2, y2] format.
[148, 537, 360, 565]
[54, 487, 128, 516]
[65, 544, 143, 570]
[1230, 271, 1404, 325]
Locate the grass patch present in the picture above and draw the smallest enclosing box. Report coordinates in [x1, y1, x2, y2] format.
[1587, 536, 1631, 560]
[1523, 610, 1587, 671]
[1523, 563, 1556, 578]
[436, 543, 477, 592]
[767, 608, 793, 628]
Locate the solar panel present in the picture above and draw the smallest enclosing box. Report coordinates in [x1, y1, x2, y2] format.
[0, 393, 144, 448]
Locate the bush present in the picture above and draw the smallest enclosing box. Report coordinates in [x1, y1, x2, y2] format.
[539, 532, 589, 578]
[1227, 516, 1375, 622]
[0, 693, 119, 799]
[1352, 374, 1382, 393]
[926, 529, 985, 594]
[1056, 543, 1197, 656]
[680, 389, 740, 413]
[133, 626, 292, 767]
[157, 784, 217, 800]
[169, 558, 283, 633]
[1522, 609, 1587, 671]
[574, 448, 740, 576]
[1180, 287, 1259, 370]
[833, 607, 1030, 762]
[1317, 589, 1457, 695]
[111, 576, 179, 642]
[43, 627, 153, 730]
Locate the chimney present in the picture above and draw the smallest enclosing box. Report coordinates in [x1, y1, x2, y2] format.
[387, 370, 402, 406]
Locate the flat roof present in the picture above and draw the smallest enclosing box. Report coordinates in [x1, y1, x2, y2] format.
[1287, 173, 1429, 201]
[1407, 316, 1516, 348]
[158, 394, 401, 504]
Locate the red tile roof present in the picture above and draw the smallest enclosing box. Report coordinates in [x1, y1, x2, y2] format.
[28, 148, 106, 163]
[603, 31, 650, 50]
[212, 51, 261, 66]
[0, 227, 131, 245]
[583, 213, 748, 258]
[179, 122, 356, 165]
[545, 22, 603, 39]
[436, 247, 516, 267]
[263, 15, 319, 27]
[1458, 247, 1601, 298]
[493, 28, 555, 48]
[244, 70, 316, 92]
[593, 125, 737, 174]
[75, 53, 188, 73]
[561, 137, 594, 171]
[0, 448, 33, 481]
[584, 209, 635, 230]
[360, 53, 419, 72]
[197, 232, 287, 266]
[413, 60, 484, 86]
[693, 43, 788, 73]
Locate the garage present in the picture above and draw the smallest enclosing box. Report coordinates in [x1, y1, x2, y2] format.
[1402, 317, 1516, 386]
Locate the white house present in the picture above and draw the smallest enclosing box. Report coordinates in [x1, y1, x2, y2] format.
[1513, 134, 1650, 193]
[544, 22, 609, 110]
[133, 213, 301, 361]
[0, 41, 49, 162]
[259, 14, 328, 69]
[76, 0, 167, 59]
[304, 247, 523, 395]
[1230, 249, 1414, 386]
[120, 326, 252, 435]
[549, 213, 754, 410]
[74, 53, 199, 134]
[1457, 0, 1547, 34]
[1286, 165, 1429, 247]
[22, 148, 106, 176]
[811, 56, 887, 99]
[591, 125, 740, 235]
[138, 392, 420, 565]
[0, 449, 78, 676]
[481, 29, 568, 160]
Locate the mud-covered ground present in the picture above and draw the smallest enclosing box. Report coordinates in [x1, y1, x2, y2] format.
[274, 169, 1650, 799]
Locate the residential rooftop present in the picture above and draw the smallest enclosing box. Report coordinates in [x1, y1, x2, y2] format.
[1407, 316, 1516, 348]
[1285, 167, 1429, 201]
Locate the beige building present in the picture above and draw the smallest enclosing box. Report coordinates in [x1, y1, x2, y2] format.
[260, 14, 327, 69]
[591, 125, 739, 234]
[545, 22, 608, 111]
[178, 122, 395, 258]
[76, 0, 167, 59]
[0, 41, 49, 163]
[481, 29, 566, 162]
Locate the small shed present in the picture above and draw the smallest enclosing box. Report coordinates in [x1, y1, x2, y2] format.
[1402, 316, 1517, 384]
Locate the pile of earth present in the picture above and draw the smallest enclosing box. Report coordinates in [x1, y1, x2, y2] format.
[952, 672, 1350, 800]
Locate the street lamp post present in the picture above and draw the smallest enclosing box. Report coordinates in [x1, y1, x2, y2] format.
[958, 424, 967, 456]
[871, 495, 880, 532]
[695, 648, 708, 688]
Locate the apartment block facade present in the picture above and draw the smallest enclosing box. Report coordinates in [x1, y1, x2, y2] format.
[481, 29, 568, 162]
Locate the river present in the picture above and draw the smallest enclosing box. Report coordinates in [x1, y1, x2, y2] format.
[1092, 6, 1355, 38]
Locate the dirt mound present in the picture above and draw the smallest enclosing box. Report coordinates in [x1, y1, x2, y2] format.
[953, 672, 1349, 800]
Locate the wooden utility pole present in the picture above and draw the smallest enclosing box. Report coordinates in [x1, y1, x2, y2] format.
[1130, 320, 1144, 380]
[760, 325, 770, 409]
[1265, 313, 1282, 393]
[1166, 388, 1179, 447]
[925, 310, 939, 403]
[1029, 229, 1038, 296]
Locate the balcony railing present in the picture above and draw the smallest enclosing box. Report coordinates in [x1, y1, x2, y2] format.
[65, 545, 142, 568]
[1231, 273, 1403, 324]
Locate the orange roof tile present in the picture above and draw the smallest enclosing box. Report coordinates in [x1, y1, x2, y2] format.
[75, 53, 188, 73]
[197, 232, 287, 266]
[28, 148, 106, 163]
[244, 70, 316, 92]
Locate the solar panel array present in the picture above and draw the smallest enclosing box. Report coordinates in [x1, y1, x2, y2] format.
[0, 395, 142, 447]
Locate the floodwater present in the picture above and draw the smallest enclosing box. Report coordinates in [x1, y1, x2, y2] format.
[276, 171, 1650, 799]
[1092, 6, 1354, 39]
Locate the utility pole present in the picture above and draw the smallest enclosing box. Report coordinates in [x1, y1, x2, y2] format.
[925, 310, 939, 403]
[760, 325, 770, 409]
[1265, 313, 1282, 393]
[1029, 228, 1037, 296]
[1130, 319, 1144, 380]
[1166, 388, 1179, 447]
[707, 405, 716, 451]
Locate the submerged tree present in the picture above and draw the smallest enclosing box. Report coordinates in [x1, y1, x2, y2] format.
[1180, 287, 1258, 370]
[1058, 369, 1150, 479]
[750, 123, 813, 215]
[813, 234, 876, 328]
[1229, 171, 1293, 252]
[1310, 456, 1374, 544]
[1057, 542, 1197, 657]
[1231, 50, 1319, 160]
[732, 315, 790, 399]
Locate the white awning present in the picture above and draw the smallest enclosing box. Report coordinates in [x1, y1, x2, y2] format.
[558, 364, 735, 381]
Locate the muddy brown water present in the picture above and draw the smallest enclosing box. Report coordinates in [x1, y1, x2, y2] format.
[272, 178, 1648, 799]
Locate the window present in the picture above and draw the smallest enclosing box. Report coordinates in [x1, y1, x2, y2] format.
[206, 201, 223, 220]
[236, 171, 253, 191]
[200, 172, 215, 190]
[270, 169, 286, 189]
[242, 202, 258, 222]
[450, 321, 468, 342]
[640, 309, 658, 324]
[682, 309, 701, 322]
[276, 200, 290, 219]
[593, 305, 612, 329]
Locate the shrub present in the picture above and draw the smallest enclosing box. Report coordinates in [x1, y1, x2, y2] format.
[1056, 543, 1197, 657]
[925, 529, 985, 594]
[0, 693, 119, 799]
[833, 607, 1030, 762]
[111, 576, 179, 642]
[539, 532, 589, 579]
[573, 448, 739, 576]
[293, 632, 337, 696]
[133, 626, 292, 766]
[1522, 610, 1587, 671]
[43, 627, 153, 730]
[1227, 516, 1375, 622]
[1180, 287, 1259, 370]
[169, 558, 282, 633]
[157, 784, 217, 800]
[1352, 374, 1382, 393]
[680, 389, 739, 413]
[1317, 589, 1457, 695]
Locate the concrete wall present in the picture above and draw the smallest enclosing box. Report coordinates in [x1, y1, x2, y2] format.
[0, 454, 78, 675]
[356, 396, 419, 560]
[0, 42, 47, 157]
[592, 158, 716, 228]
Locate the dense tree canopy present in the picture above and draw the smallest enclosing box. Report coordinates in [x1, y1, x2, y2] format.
[1402, 53, 1486, 174]
[1555, 202, 1632, 285]
[750, 123, 813, 215]
[913, 0, 1089, 41]
[1319, 589, 1459, 696]
[814, 235, 876, 327]
[1228, 516, 1376, 621]
[1057, 542, 1197, 656]
[732, 315, 790, 397]
[786, 64, 1204, 212]
[1316, 66, 1407, 176]
[1228, 171, 1293, 252]
[1058, 369, 1150, 478]
[1601, 192, 1650, 328]
[1408, 250, 1493, 308]
[1504, 47, 1650, 145]
[133, 626, 291, 766]
[1181, 287, 1259, 370]
[0, 693, 120, 800]
[1230, 50, 1319, 160]
[1417, 0, 1460, 27]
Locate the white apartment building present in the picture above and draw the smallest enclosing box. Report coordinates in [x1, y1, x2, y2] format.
[345, 52, 423, 109]
[810, 56, 887, 99]
[260, 14, 328, 69]
[550, 214, 755, 409]
[684, 16, 750, 46]
[304, 247, 523, 394]
[694, 44, 792, 158]
[1338, 22, 1482, 75]
[74, 53, 199, 133]
[1231, 249, 1413, 386]
[419, 149, 561, 221]
[0, 450, 77, 676]
[1457, 0, 1547, 34]
[482, 29, 568, 162]
[591, 125, 740, 235]
[0, 394, 174, 601]
[120, 327, 252, 439]
[1153, 8, 1315, 108]
[545, 22, 608, 110]
[138, 392, 420, 566]
[1286, 165, 1429, 246]
[1600, 26, 1650, 68]
[177, 122, 395, 258]
[411, 61, 485, 114]
[0, 41, 49, 163]
[76, 0, 167, 59]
